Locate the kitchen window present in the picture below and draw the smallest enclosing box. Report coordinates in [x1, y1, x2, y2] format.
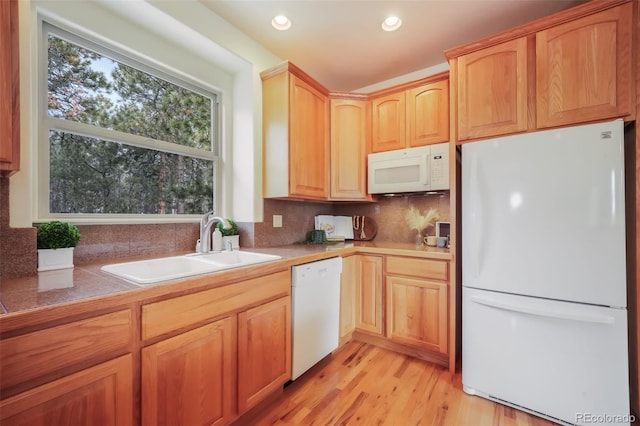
[39, 23, 220, 221]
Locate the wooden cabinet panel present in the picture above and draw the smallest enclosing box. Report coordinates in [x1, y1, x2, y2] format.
[536, 3, 633, 128]
[457, 37, 529, 140]
[289, 75, 329, 199]
[142, 270, 289, 340]
[407, 80, 450, 147]
[237, 296, 291, 412]
[386, 256, 448, 281]
[0, 355, 133, 426]
[371, 92, 406, 152]
[330, 98, 370, 200]
[142, 318, 235, 426]
[262, 63, 329, 200]
[386, 276, 448, 354]
[1, 309, 133, 396]
[355, 255, 384, 335]
[0, 0, 19, 174]
[339, 255, 357, 343]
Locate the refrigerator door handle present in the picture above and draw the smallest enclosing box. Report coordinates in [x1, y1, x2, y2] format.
[470, 296, 616, 325]
[468, 154, 482, 278]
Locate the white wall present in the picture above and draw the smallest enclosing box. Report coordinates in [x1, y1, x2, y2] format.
[355, 62, 450, 93]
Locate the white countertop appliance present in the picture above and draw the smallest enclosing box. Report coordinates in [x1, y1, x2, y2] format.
[291, 257, 342, 380]
[367, 143, 449, 194]
[462, 119, 630, 425]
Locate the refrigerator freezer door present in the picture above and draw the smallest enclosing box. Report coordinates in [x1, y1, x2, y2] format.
[463, 287, 630, 425]
[462, 120, 626, 307]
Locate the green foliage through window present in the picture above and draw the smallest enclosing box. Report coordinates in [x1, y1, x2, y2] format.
[45, 26, 217, 216]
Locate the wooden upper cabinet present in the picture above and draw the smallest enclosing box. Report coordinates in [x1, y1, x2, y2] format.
[448, 0, 634, 141]
[0, 0, 19, 175]
[262, 63, 329, 200]
[536, 3, 633, 128]
[330, 97, 371, 200]
[457, 37, 530, 140]
[371, 75, 450, 153]
[406, 79, 450, 147]
[289, 75, 329, 199]
[371, 92, 406, 152]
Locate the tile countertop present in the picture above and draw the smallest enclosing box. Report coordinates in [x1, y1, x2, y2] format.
[0, 241, 451, 315]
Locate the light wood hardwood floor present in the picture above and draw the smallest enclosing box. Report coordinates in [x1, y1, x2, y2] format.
[247, 341, 560, 426]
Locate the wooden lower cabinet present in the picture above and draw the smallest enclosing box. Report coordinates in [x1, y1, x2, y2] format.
[354, 255, 384, 335]
[0, 354, 133, 426]
[339, 255, 357, 343]
[386, 275, 448, 354]
[237, 296, 291, 412]
[142, 318, 235, 426]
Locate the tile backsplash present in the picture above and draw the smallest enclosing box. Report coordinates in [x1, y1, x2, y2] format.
[250, 194, 450, 247]
[1, 174, 450, 278]
[73, 223, 199, 265]
[0, 177, 37, 278]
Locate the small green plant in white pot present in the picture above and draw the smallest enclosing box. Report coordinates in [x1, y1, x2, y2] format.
[37, 221, 81, 271]
[217, 219, 240, 250]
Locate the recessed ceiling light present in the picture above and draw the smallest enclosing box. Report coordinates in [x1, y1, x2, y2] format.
[381, 16, 402, 32]
[272, 15, 291, 31]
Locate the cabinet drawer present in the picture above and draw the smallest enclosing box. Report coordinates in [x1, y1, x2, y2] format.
[142, 270, 290, 340]
[386, 256, 448, 281]
[0, 309, 133, 396]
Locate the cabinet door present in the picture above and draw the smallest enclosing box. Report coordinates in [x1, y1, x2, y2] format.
[339, 255, 357, 343]
[386, 276, 448, 354]
[0, 0, 19, 174]
[330, 98, 370, 200]
[457, 37, 529, 140]
[142, 318, 235, 426]
[0, 355, 133, 426]
[238, 296, 291, 412]
[289, 75, 329, 199]
[536, 3, 633, 128]
[355, 255, 384, 335]
[371, 92, 406, 152]
[406, 80, 450, 147]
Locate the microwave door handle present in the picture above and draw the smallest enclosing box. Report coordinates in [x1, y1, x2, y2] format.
[423, 156, 430, 186]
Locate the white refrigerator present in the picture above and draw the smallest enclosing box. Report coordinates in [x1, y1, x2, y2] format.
[462, 119, 630, 426]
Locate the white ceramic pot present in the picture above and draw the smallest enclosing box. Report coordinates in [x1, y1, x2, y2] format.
[37, 247, 75, 272]
[222, 235, 239, 250]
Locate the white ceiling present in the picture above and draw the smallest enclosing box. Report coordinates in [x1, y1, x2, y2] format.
[200, 0, 586, 92]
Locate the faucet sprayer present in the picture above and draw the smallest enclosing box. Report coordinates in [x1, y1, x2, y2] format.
[198, 213, 232, 253]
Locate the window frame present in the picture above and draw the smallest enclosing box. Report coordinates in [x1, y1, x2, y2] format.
[37, 21, 222, 224]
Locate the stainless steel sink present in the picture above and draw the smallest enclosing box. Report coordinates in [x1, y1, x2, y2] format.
[101, 251, 281, 285]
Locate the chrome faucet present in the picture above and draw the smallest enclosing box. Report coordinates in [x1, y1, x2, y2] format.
[198, 213, 231, 254]
[225, 239, 233, 252]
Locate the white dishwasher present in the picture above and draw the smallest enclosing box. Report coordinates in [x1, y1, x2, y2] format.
[291, 256, 342, 380]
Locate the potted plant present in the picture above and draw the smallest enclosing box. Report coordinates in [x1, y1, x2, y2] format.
[36, 221, 81, 271]
[216, 219, 240, 250]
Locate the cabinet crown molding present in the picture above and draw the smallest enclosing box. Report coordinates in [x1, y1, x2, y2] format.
[444, 0, 631, 60]
[260, 61, 329, 96]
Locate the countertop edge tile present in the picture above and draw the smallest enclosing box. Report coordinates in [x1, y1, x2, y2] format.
[0, 241, 452, 316]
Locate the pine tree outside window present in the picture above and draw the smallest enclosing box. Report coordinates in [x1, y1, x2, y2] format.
[40, 23, 219, 220]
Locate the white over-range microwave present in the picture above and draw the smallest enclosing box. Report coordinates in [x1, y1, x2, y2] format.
[367, 143, 449, 194]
